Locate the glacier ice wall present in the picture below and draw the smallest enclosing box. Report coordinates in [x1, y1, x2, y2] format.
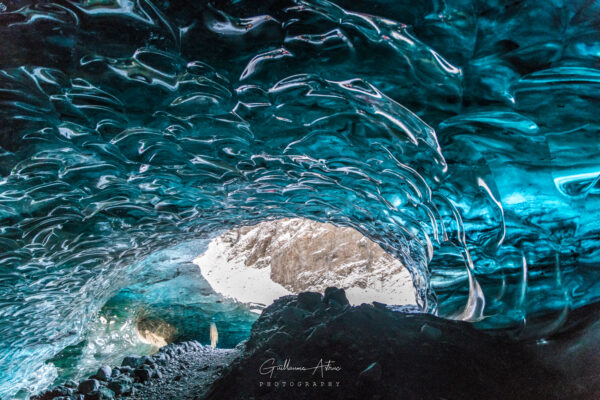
[1, 0, 600, 396]
[46, 238, 259, 385]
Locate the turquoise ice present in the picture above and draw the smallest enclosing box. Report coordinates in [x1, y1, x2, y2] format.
[0, 0, 599, 397]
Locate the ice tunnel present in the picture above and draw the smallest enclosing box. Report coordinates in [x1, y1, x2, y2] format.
[1, 0, 600, 397]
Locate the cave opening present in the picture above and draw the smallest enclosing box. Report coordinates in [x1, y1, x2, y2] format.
[40, 217, 419, 392]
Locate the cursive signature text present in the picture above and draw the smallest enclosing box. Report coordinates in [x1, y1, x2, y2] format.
[259, 358, 341, 378]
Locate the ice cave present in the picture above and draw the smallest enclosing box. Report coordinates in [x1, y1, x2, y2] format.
[1, 0, 600, 399]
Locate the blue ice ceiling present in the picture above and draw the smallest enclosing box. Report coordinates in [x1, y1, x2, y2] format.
[1, 0, 600, 397]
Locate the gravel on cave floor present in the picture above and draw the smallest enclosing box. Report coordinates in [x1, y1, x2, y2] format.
[129, 345, 239, 400]
[33, 342, 240, 400]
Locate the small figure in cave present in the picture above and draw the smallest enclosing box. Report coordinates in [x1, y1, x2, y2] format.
[210, 322, 219, 349]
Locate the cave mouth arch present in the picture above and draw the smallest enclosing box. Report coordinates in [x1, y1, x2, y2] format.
[43, 217, 420, 388]
[2, 0, 600, 398]
[1, 64, 457, 399]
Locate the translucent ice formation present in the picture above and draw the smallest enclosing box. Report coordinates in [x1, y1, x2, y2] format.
[1, 0, 600, 397]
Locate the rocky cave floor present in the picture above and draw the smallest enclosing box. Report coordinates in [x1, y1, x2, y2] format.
[32, 342, 239, 400]
[34, 288, 599, 400]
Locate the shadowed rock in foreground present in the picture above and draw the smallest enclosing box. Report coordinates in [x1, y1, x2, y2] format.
[206, 288, 600, 400]
[32, 288, 600, 400]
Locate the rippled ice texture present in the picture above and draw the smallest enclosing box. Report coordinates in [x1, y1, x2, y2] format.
[47, 239, 258, 387]
[1, 0, 600, 397]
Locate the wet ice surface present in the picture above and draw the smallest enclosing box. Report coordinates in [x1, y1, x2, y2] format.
[44, 239, 258, 390]
[1, 0, 600, 397]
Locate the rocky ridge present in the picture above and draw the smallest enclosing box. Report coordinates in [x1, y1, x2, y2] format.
[195, 218, 416, 305]
[206, 288, 559, 400]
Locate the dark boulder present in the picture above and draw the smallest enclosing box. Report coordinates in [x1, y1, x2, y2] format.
[30, 386, 73, 400]
[297, 292, 323, 312]
[121, 355, 143, 368]
[280, 306, 308, 325]
[83, 387, 114, 400]
[107, 378, 132, 395]
[95, 366, 112, 381]
[77, 379, 99, 395]
[119, 365, 133, 375]
[134, 368, 151, 383]
[323, 287, 349, 307]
